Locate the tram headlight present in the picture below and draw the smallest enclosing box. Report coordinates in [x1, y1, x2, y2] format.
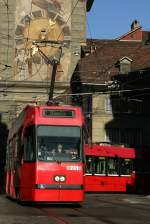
[54, 175, 60, 182]
[59, 175, 66, 182]
[54, 175, 66, 182]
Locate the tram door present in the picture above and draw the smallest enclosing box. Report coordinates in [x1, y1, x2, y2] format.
[95, 157, 106, 175]
[86, 156, 94, 174]
[86, 156, 106, 175]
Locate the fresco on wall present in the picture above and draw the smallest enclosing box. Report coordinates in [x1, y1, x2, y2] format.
[14, 0, 72, 82]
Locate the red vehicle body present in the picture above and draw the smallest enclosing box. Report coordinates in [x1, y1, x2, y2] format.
[84, 144, 136, 192]
[6, 104, 85, 202]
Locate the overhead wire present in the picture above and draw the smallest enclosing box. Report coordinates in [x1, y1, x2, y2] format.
[53, 86, 150, 98]
[0, 86, 150, 98]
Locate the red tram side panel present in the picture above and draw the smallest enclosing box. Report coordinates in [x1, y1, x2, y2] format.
[6, 105, 85, 203]
[84, 144, 136, 192]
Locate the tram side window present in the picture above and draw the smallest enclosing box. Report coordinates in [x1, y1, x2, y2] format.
[107, 158, 119, 175]
[120, 158, 133, 175]
[95, 157, 106, 175]
[86, 156, 94, 174]
[23, 126, 35, 161]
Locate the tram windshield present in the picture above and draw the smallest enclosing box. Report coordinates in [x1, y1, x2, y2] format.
[37, 125, 81, 162]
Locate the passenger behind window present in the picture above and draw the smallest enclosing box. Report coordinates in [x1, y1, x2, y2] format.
[55, 144, 66, 156]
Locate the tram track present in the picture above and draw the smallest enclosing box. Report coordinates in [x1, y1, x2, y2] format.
[36, 203, 117, 224]
[37, 206, 71, 224]
[90, 194, 150, 213]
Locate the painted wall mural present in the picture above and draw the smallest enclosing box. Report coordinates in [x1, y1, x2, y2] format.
[14, 0, 72, 82]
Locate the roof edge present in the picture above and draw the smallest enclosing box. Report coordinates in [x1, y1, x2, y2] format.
[117, 26, 142, 41]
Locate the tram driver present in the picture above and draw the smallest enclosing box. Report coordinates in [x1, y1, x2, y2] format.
[55, 144, 66, 156]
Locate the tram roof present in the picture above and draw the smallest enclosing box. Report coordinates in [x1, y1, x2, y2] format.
[84, 144, 136, 159]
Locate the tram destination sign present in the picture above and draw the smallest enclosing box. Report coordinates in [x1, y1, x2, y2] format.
[43, 109, 75, 118]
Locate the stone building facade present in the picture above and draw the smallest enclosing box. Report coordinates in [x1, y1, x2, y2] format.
[0, 0, 93, 124]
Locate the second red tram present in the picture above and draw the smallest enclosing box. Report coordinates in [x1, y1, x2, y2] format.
[6, 104, 85, 202]
[85, 144, 136, 192]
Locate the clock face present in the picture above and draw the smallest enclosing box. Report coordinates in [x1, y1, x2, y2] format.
[14, 0, 71, 81]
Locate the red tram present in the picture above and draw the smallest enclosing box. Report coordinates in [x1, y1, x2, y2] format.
[85, 144, 136, 192]
[6, 104, 85, 202]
